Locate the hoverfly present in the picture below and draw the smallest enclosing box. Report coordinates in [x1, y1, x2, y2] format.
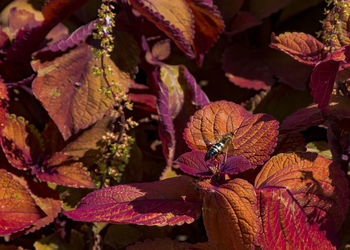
[185, 115, 249, 162]
[204, 125, 248, 161]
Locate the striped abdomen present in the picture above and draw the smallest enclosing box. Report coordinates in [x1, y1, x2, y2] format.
[205, 132, 235, 160]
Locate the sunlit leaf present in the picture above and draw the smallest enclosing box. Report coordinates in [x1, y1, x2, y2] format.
[184, 101, 279, 165]
[0, 114, 43, 170]
[255, 152, 349, 232]
[32, 43, 130, 140]
[198, 178, 259, 249]
[35, 152, 95, 188]
[0, 169, 42, 236]
[270, 32, 325, 65]
[256, 187, 336, 249]
[64, 176, 201, 226]
[129, 0, 194, 57]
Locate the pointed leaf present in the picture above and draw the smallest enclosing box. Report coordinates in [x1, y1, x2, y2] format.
[157, 65, 209, 166]
[64, 176, 201, 226]
[256, 187, 336, 249]
[32, 43, 130, 140]
[129, 0, 195, 57]
[35, 20, 97, 55]
[0, 114, 43, 170]
[175, 151, 213, 177]
[270, 32, 325, 65]
[184, 101, 279, 165]
[255, 152, 349, 232]
[310, 56, 342, 112]
[198, 178, 259, 249]
[186, 0, 225, 57]
[35, 152, 95, 188]
[0, 170, 42, 236]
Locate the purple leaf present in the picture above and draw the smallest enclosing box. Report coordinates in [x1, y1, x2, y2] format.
[156, 65, 209, 166]
[64, 176, 202, 226]
[175, 151, 213, 177]
[220, 156, 254, 175]
[35, 20, 97, 55]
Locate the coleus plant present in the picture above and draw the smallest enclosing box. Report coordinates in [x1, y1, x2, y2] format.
[0, 0, 350, 249]
[64, 101, 349, 249]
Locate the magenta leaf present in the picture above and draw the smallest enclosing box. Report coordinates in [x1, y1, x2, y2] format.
[64, 176, 202, 226]
[35, 20, 97, 55]
[156, 65, 209, 166]
[310, 54, 344, 112]
[175, 151, 213, 177]
[256, 187, 336, 249]
[220, 156, 254, 175]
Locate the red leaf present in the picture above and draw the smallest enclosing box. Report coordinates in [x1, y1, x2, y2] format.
[64, 176, 201, 226]
[32, 43, 130, 140]
[129, 0, 195, 58]
[198, 178, 259, 249]
[310, 59, 340, 112]
[0, 170, 42, 236]
[270, 32, 325, 65]
[186, 0, 225, 58]
[255, 152, 349, 232]
[35, 152, 95, 188]
[256, 187, 336, 249]
[184, 101, 279, 165]
[274, 132, 306, 155]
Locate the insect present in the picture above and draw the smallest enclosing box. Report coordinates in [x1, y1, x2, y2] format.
[204, 131, 236, 161]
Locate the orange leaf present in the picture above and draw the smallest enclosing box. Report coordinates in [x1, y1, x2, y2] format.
[255, 152, 349, 231]
[0, 170, 42, 235]
[32, 43, 130, 140]
[129, 0, 194, 57]
[198, 178, 259, 249]
[184, 101, 279, 165]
